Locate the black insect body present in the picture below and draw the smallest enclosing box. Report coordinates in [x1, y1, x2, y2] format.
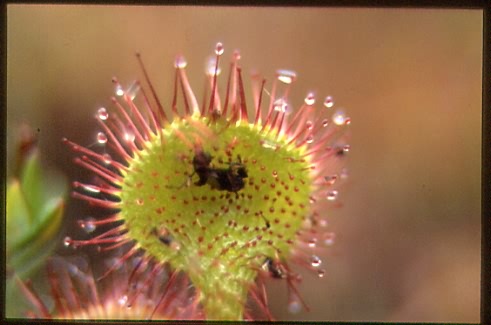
[152, 227, 174, 247]
[261, 256, 311, 312]
[262, 257, 287, 279]
[192, 150, 248, 193]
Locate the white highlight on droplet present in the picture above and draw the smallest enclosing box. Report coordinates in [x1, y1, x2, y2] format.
[115, 85, 124, 97]
[124, 132, 135, 143]
[324, 232, 336, 246]
[304, 92, 315, 106]
[175, 55, 187, 69]
[97, 132, 107, 144]
[215, 42, 224, 56]
[277, 69, 297, 84]
[324, 96, 334, 108]
[326, 190, 338, 201]
[82, 184, 101, 193]
[102, 153, 112, 165]
[308, 238, 317, 248]
[206, 57, 221, 76]
[324, 174, 338, 185]
[273, 98, 288, 113]
[63, 236, 72, 247]
[80, 217, 96, 233]
[118, 295, 128, 306]
[233, 49, 241, 61]
[332, 110, 347, 126]
[305, 120, 313, 130]
[310, 255, 322, 267]
[340, 167, 349, 179]
[305, 134, 314, 144]
[97, 107, 109, 120]
[288, 299, 302, 314]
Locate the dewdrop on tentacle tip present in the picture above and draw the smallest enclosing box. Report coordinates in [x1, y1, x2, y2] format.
[62, 42, 351, 320]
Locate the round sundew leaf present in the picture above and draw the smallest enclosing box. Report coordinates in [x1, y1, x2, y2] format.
[65, 45, 350, 320]
[119, 117, 312, 319]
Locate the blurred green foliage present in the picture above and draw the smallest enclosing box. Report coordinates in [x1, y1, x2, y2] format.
[6, 130, 66, 317]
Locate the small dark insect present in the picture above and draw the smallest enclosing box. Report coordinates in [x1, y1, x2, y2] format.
[335, 145, 349, 157]
[258, 211, 270, 229]
[152, 227, 175, 247]
[262, 257, 287, 279]
[192, 150, 248, 193]
[261, 256, 311, 312]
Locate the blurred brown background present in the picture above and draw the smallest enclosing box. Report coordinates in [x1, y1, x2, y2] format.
[6, 5, 482, 322]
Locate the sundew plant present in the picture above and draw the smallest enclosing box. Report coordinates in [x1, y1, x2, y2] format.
[35, 42, 350, 320]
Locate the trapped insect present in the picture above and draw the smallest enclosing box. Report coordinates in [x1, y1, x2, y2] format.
[152, 226, 180, 251]
[262, 257, 287, 279]
[191, 149, 248, 193]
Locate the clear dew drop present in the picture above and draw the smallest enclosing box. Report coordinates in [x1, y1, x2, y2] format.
[97, 107, 109, 121]
[305, 134, 314, 144]
[136, 198, 144, 206]
[102, 153, 112, 165]
[215, 42, 224, 56]
[340, 167, 349, 179]
[324, 174, 338, 186]
[272, 170, 278, 178]
[126, 81, 141, 100]
[332, 110, 347, 126]
[343, 144, 351, 153]
[63, 236, 72, 247]
[305, 120, 313, 130]
[326, 190, 338, 201]
[273, 98, 288, 113]
[175, 55, 187, 69]
[318, 218, 328, 228]
[324, 232, 336, 246]
[206, 57, 221, 76]
[317, 269, 326, 278]
[233, 49, 241, 61]
[277, 69, 297, 84]
[115, 84, 124, 97]
[82, 184, 101, 193]
[124, 131, 135, 143]
[97, 132, 107, 144]
[308, 238, 317, 248]
[80, 217, 96, 233]
[304, 92, 316, 106]
[310, 255, 322, 267]
[288, 298, 302, 314]
[118, 295, 128, 306]
[67, 265, 82, 278]
[324, 96, 334, 108]
[322, 118, 329, 127]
